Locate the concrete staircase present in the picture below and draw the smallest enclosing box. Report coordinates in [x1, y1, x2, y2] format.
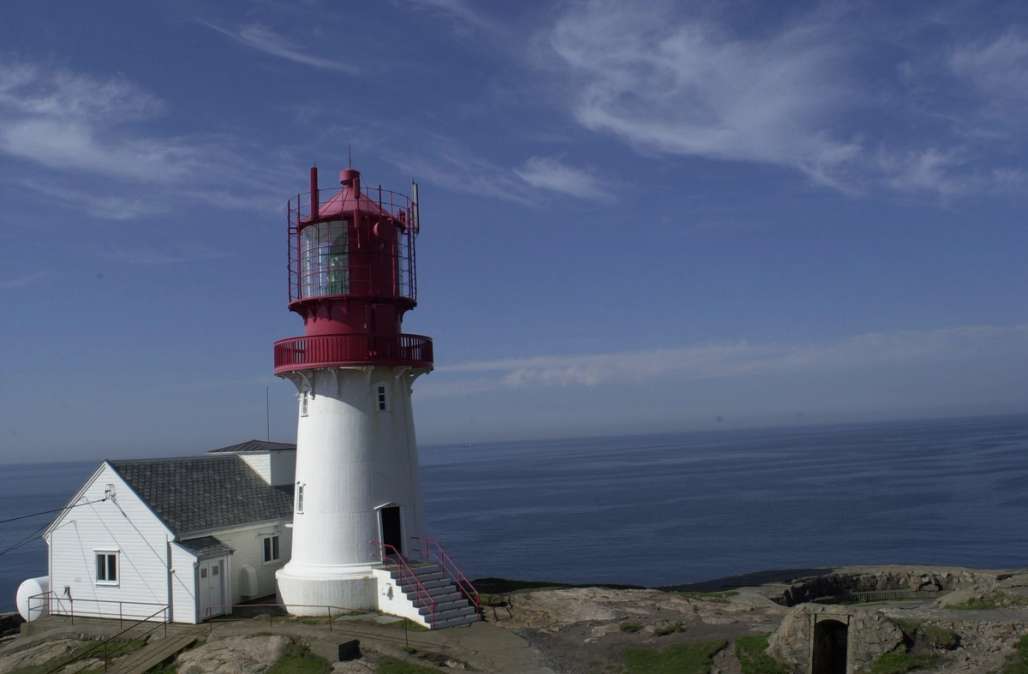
[384, 562, 479, 629]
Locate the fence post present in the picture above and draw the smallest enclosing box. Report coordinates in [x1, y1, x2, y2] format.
[70, 598, 74, 625]
[328, 606, 333, 632]
[119, 602, 123, 629]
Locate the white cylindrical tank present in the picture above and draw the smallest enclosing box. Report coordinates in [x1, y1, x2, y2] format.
[16, 576, 49, 622]
[276, 366, 425, 613]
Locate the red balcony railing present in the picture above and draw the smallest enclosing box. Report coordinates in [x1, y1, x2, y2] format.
[274, 333, 433, 374]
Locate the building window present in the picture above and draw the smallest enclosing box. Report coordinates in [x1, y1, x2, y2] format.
[263, 535, 280, 563]
[95, 552, 118, 585]
[300, 392, 309, 417]
[296, 483, 304, 514]
[376, 385, 388, 411]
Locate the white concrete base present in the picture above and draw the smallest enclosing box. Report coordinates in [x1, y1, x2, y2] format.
[371, 568, 428, 627]
[275, 565, 378, 616]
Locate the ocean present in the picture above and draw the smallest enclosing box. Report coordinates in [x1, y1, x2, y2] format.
[3, 415, 1028, 612]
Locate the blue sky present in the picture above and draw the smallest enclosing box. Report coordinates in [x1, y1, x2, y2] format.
[2, 0, 1028, 463]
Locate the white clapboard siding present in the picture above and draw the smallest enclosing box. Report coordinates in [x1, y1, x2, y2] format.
[46, 463, 181, 623]
[213, 522, 292, 605]
[169, 542, 198, 624]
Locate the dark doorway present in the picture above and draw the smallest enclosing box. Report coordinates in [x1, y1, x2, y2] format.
[380, 506, 403, 557]
[812, 619, 848, 674]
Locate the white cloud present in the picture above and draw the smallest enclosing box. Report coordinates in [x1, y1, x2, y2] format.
[548, 0, 861, 190]
[0, 271, 51, 290]
[201, 22, 357, 74]
[96, 242, 229, 265]
[514, 156, 609, 200]
[385, 136, 532, 204]
[0, 61, 287, 213]
[427, 324, 1028, 395]
[397, 0, 493, 31]
[951, 31, 1028, 106]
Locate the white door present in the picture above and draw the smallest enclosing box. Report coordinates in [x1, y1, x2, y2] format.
[198, 560, 226, 620]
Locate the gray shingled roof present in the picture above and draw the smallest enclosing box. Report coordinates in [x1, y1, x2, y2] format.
[178, 536, 234, 559]
[108, 455, 294, 536]
[208, 439, 296, 454]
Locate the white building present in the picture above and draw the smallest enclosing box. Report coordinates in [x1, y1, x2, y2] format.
[22, 437, 479, 628]
[30, 440, 295, 624]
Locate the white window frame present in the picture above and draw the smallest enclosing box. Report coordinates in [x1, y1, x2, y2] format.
[262, 535, 280, 564]
[95, 550, 119, 586]
[376, 384, 388, 412]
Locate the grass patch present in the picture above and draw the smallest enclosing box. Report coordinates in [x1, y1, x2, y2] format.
[736, 634, 788, 674]
[892, 619, 959, 651]
[677, 590, 739, 604]
[267, 642, 331, 674]
[999, 634, 1028, 674]
[654, 621, 685, 636]
[865, 652, 940, 674]
[620, 621, 644, 633]
[950, 591, 1028, 610]
[623, 640, 727, 674]
[376, 656, 443, 674]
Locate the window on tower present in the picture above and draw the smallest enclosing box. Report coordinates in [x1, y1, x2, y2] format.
[300, 392, 309, 417]
[296, 483, 304, 513]
[377, 385, 388, 411]
[300, 219, 349, 298]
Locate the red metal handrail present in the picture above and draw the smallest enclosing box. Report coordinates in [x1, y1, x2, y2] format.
[372, 539, 436, 625]
[423, 537, 481, 612]
[274, 333, 433, 374]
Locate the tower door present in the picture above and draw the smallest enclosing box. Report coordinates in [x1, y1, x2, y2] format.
[380, 506, 403, 557]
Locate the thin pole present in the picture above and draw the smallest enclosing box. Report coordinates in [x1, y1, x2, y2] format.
[265, 386, 270, 441]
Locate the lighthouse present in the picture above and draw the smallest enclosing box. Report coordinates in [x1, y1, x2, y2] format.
[273, 165, 478, 628]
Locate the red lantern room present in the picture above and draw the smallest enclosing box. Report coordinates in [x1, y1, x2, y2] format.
[273, 166, 433, 374]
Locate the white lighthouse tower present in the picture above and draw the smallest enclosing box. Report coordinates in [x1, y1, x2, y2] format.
[274, 165, 478, 628]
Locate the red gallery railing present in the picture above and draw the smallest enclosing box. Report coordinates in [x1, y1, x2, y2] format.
[273, 333, 433, 374]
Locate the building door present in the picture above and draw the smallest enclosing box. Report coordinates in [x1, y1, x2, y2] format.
[198, 559, 226, 620]
[811, 619, 848, 674]
[380, 506, 403, 557]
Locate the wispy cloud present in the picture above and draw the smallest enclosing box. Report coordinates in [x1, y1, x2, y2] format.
[201, 22, 357, 73]
[385, 135, 532, 204]
[548, 0, 861, 190]
[514, 156, 609, 200]
[0, 61, 288, 213]
[951, 31, 1028, 108]
[397, 0, 493, 31]
[95, 242, 229, 265]
[17, 179, 165, 221]
[425, 324, 1028, 396]
[0, 271, 51, 290]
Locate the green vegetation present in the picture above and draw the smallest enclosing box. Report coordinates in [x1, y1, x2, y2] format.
[950, 592, 1028, 610]
[623, 640, 727, 674]
[864, 652, 940, 674]
[735, 634, 788, 674]
[620, 621, 643, 633]
[999, 634, 1028, 674]
[376, 656, 443, 674]
[677, 590, 739, 604]
[892, 619, 960, 650]
[654, 621, 685, 636]
[267, 642, 331, 674]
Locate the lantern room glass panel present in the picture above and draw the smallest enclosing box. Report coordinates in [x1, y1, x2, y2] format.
[300, 219, 349, 298]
